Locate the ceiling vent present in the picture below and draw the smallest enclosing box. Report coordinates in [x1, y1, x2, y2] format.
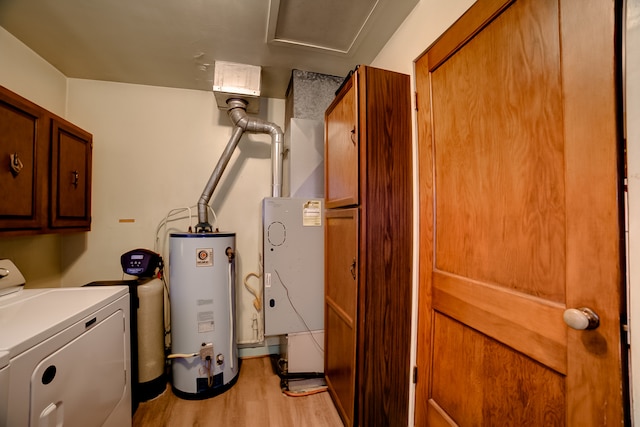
[266, 0, 379, 54]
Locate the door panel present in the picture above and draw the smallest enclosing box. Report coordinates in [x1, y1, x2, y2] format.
[430, 314, 565, 426]
[325, 208, 358, 427]
[325, 306, 356, 426]
[50, 118, 92, 228]
[433, 273, 566, 374]
[431, 0, 565, 301]
[325, 78, 358, 209]
[0, 87, 45, 230]
[325, 208, 358, 323]
[416, 0, 623, 425]
[56, 129, 89, 217]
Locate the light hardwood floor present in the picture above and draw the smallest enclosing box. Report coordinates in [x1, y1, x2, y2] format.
[133, 356, 343, 427]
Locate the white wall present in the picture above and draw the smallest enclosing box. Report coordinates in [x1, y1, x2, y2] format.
[0, 26, 67, 114]
[62, 79, 283, 345]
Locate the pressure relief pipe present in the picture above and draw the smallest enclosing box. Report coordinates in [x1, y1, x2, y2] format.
[196, 98, 284, 231]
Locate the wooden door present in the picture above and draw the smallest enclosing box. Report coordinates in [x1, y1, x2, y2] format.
[50, 117, 92, 229]
[0, 86, 46, 231]
[325, 208, 359, 427]
[325, 76, 358, 209]
[415, 0, 623, 425]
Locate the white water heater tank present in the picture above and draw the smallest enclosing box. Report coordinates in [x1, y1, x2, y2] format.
[169, 232, 239, 398]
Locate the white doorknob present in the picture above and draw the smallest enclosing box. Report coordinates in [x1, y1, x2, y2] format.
[563, 307, 600, 330]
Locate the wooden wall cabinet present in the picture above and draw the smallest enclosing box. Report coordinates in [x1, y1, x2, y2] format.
[0, 86, 48, 232]
[0, 85, 92, 235]
[324, 66, 412, 427]
[49, 116, 92, 229]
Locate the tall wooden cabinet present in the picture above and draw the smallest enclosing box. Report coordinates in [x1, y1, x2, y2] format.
[0, 85, 92, 235]
[324, 65, 412, 427]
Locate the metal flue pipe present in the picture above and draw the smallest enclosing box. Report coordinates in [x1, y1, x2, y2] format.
[196, 98, 284, 231]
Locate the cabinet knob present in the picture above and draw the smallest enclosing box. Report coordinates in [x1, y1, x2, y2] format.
[9, 153, 23, 176]
[350, 258, 357, 280]
[71, 170, 79, 187]
[350, 127, 356, 145]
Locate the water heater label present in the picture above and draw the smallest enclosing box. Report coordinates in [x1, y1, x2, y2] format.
[198, 311, 215, 332]
[196, 248, 214, 266]
[303, 200, 322, 227]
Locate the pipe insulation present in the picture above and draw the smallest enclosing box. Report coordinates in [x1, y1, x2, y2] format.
[196, 98, 284, 231]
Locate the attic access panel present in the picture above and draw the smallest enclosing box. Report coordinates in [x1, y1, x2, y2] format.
[267, 0, 378, 53]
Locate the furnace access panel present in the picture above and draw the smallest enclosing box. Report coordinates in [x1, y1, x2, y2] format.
[262, 197, 324, 336]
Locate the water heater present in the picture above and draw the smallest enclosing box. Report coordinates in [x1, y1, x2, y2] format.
[169, 232, 239, 398]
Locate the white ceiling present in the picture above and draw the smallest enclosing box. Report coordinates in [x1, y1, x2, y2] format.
[0, 0, 418, 99]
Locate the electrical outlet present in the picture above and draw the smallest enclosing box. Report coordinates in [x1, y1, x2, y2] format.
[200, 343, 214, 361]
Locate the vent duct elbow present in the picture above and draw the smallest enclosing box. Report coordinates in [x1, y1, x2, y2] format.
[196, 98, 284, 232]
[226, 99, 283, 197]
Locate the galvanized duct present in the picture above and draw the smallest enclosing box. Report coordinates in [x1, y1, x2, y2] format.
[196, 99, 283, 231]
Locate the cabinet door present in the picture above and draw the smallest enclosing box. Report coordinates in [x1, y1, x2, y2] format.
[0, 87, 46, 231]
[325, 76, 358, 209]
[325, 208, 358, 427]
[50, 118, 92, 229]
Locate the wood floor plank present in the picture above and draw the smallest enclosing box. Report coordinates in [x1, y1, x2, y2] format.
[133, 356, 343, 427]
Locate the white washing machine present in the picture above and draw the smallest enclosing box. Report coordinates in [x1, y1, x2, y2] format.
[0, 259, 131, 427]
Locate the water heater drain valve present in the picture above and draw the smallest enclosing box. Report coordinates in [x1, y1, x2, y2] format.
[200, 343, 214, 361]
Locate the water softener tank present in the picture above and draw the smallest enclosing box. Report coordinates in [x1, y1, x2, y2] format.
[137, 277, 166, 400]
[169, 232, 239, 398]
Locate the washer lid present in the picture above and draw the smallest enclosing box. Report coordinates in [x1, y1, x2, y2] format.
[0, 259, 25, 296]
[0, 286, 128, 358]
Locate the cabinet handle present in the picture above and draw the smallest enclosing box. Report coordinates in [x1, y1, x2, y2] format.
[71, 170, 79, 187]
[350, 127, 356, 145]
[350, 257, 357, 280]
[9, 153, 23, 176]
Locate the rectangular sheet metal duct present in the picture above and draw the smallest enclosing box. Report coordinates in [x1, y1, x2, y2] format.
[213, 61, 261, 114]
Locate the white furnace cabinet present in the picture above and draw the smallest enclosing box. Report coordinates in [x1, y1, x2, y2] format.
[262, 197, 324, 336]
